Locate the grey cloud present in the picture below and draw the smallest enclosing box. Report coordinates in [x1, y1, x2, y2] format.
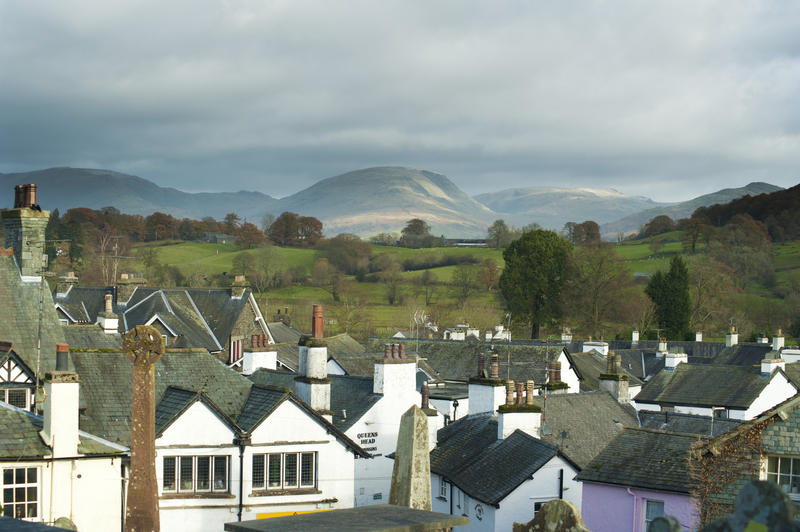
[1, 1, 799, 202]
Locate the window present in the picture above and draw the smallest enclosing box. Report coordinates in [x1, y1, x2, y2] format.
[2, 467, 37, 519]
[1, 388, 31, 410]
[162, 456, 228, 494]
[252, 452, 316, 490]
[767, 456, 800, 497]
[644, 500, 664, 529]
[439, 477, 447, 499]
[534, 501, 547, 515]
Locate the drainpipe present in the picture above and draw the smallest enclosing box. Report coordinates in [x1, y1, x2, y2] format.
[234, 435, 250, 521]
[558, 469, 563, 499]
[450, 481, 453, 515]
[627, 487, 638, 532]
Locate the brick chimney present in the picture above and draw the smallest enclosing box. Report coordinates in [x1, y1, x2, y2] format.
[97, 292, 119, 334]
[468, 351, 505, 415]
[55, 271, 79, 296]
[232, 275, 248, 298]
[40, 344, 80, 458]
[242, 334, 277, 375]
[761, 351, 785, 376]
[312, 304, 324, 339]
[2, 183, 50, 281]
[726, 327, 739, 347]
[295, 306, 331, 420]
[599, 353, 629, 403]
[420, 383, 442, 451]
[657, 338, 668, 355]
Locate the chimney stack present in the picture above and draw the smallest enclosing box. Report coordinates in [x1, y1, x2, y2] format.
[515, 381, 524, 405]
[55, 271, 79, 296]
[399, 343, 406, 359]
[40, 343, 80, 458]
[232, 275, 248, 298]
[3, 183, 50, 280]
[477, 352, 486, 377]
[97, 292, 119, 334]
[726, 327, 739, 347]
[600, 353, 629, 403]
[657, 338, 668, 355]
[506, 380, 515, 405]
[631, 330, 639, 347]
[468, 351, 506, 415]
[526, 380, 535, 405]
[773, 329, 785, 352]
[421, 383, 430, 410]
[242, 335, 277, 375]
[312, 305, 324, 339]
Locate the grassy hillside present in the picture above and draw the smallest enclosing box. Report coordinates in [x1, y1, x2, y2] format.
[132, 236, 800, 339]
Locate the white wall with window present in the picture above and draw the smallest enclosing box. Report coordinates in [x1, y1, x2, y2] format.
[242, 399, 356, 519]
[643, 499, 664, 529]
[765, 455, 800, 501]
[1, 458, 123, 531]
[156, 400, 238, 532]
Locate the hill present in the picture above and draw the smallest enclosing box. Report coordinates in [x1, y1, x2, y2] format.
[262, 166, 496, 238]
[600, 182, 783, 238]
[0, 167, 279, 221]
[474, 186, 664, 230]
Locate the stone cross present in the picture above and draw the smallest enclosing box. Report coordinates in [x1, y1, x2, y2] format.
[124, 325, 165, 532]
[389, 405, 432, 510]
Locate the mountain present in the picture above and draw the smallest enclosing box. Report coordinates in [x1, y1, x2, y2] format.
[599, 182, 784, 237]
[277, 167, 496, 237]
[0, 167, 279, 221]
[473, 187, 666, 230]
[0, 166, 495, 237]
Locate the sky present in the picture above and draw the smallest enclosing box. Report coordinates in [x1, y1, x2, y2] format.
[1, 1, 799, 202]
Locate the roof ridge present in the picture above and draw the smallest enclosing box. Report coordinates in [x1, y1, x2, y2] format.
[623, 426, 710, 439]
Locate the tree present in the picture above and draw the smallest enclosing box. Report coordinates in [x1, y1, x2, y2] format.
[686, 256, 737, 333]
[486, 220, 520, 248]
[645, 255, 691, 340]
[223, 212, 241, 234]
[499, 230, 572, 339]
[318, 234, 372, 275]
[268, 212, 300, 246]
[563, 244, 636, 337]
[564, 221, 601, 246]
[678, 217, 707, 254]
[478, 258, 500, 291]
[236, 222, 264, 248]
[451, 264, 478, 307]
[400, 218, 436, 248]
[641, 215, 676, 237]
[260, 213, 276, 235]
[297, 216, 323, 246]
[414, 270, 437, 306]
[232, 252, 256, 275]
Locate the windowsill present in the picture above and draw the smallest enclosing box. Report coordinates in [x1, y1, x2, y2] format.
[435, 496, 447, 502]
[161, 492, 235, 499]
[250, 488, 322, 497]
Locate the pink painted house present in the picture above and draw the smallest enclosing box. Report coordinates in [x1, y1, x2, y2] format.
[576, 428, 702, 532]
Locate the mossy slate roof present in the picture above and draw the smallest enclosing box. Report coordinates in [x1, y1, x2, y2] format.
[0, 402, 124, 459]
[633, 364, 783, 408]
[531, 392, 638, 469]
[568, 352, 643, 392]
[71, 350, 253, 445]
[430, 414, 562, 505]
[576, 428, 705, 494]
[0, 255, 66, 375]
[637, 410, 741, 437]
[273, 334, 365, 372]
[369, 339, 566, 384]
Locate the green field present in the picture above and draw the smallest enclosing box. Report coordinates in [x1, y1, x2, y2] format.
[133, 236, 800, 338]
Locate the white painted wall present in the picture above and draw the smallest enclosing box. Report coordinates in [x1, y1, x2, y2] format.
[429, 397, 469, 422]
[744, 373, 797, 419]
[557, 351, 581, 394]
[468, 383, 505, 415]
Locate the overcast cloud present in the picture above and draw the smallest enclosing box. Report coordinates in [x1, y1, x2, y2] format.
[1, 1, 799, 201]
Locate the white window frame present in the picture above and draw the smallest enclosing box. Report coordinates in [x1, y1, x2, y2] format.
[162, 455, 229, 494]
[439, 477, 447, 499]
[644, 499, 664, 529]
[766, 455, 800, 499]
[251, 452, 316, 491]
[2, 466, 38, 520]
[1, 388, 32, 410]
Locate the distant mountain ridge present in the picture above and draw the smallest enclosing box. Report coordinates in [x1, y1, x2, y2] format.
[599, 182, 784, 237]
[474, 186, 667, 230]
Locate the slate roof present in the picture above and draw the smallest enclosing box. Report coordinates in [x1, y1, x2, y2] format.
[247, 369, 381, 432]
[71, 349, 254, 445]
[0, 516, 70, 531]
[54, 285, 271, 353]
[330, 353, 438, 382]
[531, 392, 638, 469]
[0, 401, 125, 460]
[267, 322, 303, 344]
[427, 382, 469, 400]
[637, 410, 742, 437]
[697, 344, 772, 368]
[372, 339, 567, 384]
[633, 364, 791, 409]
[236, 385, 291, 432]
[62, 324, 122, 350]
[274, 335, 365, 372]
[613, 349, 665, 380]
[784, 362, 800, 389]
[0, 255, 67, 375]
[155, 387, 204, 435]
[576, 427, 705, 494]
[430, 414, 566, 505]
[568, 352, 643, 392]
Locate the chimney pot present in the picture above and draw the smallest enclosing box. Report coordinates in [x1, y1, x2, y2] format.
[392, 343, 399, 359]
[399, 343, 406, 359]
[613, 354, 621, 374]
[14, 185, 22, 208]
[490, 352, 500, 379]
[384, 344, 391, 359]
[526, 380, 535, 404]
[515, 381, 524, 405]
[312, 305, 324, 339]
[421, 383, 430, 409]
[56, 343, 69, 371]
[104, 292, 113, 313]
[477, 352, 486, 376]
[506, 380, 515, 405]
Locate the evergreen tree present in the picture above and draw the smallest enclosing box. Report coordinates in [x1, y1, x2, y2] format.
[645, 255, 691, 340]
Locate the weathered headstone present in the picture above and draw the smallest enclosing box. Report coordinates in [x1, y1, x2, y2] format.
[699, 480, 800, 532]
[389, 405, 432, 510]
[124, 325, 165, 532]
[513, 499, 590, 532]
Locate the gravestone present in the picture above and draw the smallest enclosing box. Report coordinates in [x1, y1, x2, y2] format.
[513, 499, 590, 532]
